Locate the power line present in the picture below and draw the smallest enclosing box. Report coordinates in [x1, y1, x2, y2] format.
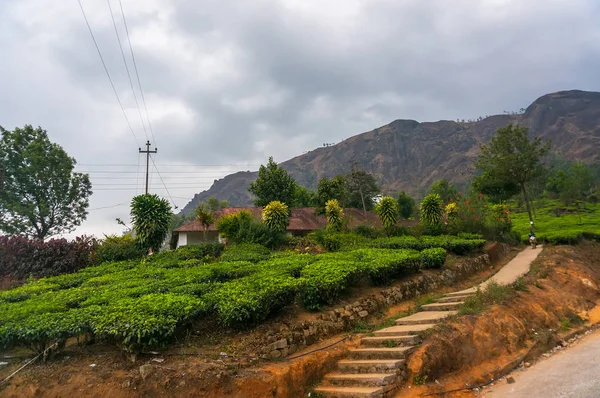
[88, 203, 128, 211]
[150, 154, 178, 209]
[77, 0, 140, 148]
[106, 0, 149, 141]
[117, 0, 157, 147]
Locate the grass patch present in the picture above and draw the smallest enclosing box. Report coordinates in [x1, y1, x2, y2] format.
[458, 282, 516, 316]
[413, 374, 428, 385]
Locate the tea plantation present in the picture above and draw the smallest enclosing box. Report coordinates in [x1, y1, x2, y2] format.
[0, 235, 484, 353]
[512, 201, 600, 244]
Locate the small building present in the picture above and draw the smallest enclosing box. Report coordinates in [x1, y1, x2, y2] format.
[173, 207, 387, 248]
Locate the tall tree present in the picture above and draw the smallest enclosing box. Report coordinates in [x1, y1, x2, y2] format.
[346, 167, 379, 218]
[428, 179, 458, 204]
[131, 194, 171, 253]
[205, 196, 229, 213]
[194, 206, 215, 241]
[248, 157, 298, 207]
[397, 191, 416, 219]
[375, 196, 399, 234]
[475, 123, 551, 222]
[472, 172, 520, 203]
[0, 125, 92, 239]
[316, 175, 347, 213]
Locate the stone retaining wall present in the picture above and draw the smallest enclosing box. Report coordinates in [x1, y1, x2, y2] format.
[260, 245, 509, 358]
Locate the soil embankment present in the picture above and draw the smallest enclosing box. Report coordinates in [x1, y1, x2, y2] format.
[397, 241, 600, 397]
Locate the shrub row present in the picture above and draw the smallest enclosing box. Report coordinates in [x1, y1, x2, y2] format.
[0, 244, 449, 353]
[0, 235, 97, 280]
[372, 235, 486, 255]
[524, 230, 600, 245]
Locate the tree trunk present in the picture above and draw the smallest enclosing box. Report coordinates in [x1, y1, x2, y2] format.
[520, 182, 534, 224]
[359, 187, 367, 221]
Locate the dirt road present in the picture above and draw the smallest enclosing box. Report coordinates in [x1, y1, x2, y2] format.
[484, 330, 600, 397]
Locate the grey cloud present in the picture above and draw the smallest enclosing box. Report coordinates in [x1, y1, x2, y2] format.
[2, 0, 600, 236]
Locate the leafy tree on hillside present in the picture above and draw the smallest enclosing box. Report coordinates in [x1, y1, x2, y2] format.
[346, 167, 379, 218]
[428, 179, 458, 204]
[475, 123, 551, 222]
[294, 185, 318, 207]
[131, 194, 171, 253]
[0, 125, 92, 239]
[472, 172, 521, 204]
[316, 175, 348, 212]
[205, 196, 229, 212]
[397, 191, 416, 219]
[248, 157, 298, 207]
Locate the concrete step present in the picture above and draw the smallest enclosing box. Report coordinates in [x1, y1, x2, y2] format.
[374, 324, 436, 337]
[349, 346, 414, 360]
[396, 311, 457, 325]
[360, 335, 420, 347]
[436, 294, 473, 303]
[420, 302, 464, 311]
[313, 386, 386, 397]
[324, 373, 398, 387]
[338, 359, 405, 374]
[445, 288, 476, 297]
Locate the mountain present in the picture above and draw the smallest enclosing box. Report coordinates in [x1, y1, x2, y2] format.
[182, 90, 600, 215]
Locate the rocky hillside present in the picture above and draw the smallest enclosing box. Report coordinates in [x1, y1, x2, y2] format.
[182, 90, 600, 214]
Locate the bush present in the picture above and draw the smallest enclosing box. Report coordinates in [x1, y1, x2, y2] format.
[355, 249, 422, 285]
[217, 211, 285, 248]
[420, 194, 443, 226]
[353, 224, 382, 238]
[220, 243, 271, 263]
[0, 235, 97, 280]
[206, 270, 302, 328]
[534, 230, 584, 245]
[147, 242, 224, 266]
[301, 260, 366, 310]
[309, 231, 369, 252]
[95, 234, 145, 264]
[420, 248, 447, 269]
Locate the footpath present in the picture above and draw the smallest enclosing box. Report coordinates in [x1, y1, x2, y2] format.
[314, 245, 544, 397]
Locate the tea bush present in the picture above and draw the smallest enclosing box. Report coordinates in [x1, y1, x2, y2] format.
[220, 243, 271, 263]
[95, 234, 145, 264]
[0, 234, 486, 352]
[420, 248, 447, 269]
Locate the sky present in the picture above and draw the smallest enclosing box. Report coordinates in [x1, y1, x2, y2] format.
[1, 0, 600, 238]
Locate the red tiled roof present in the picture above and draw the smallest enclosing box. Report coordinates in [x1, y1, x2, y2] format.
[173, 207, 395, 232]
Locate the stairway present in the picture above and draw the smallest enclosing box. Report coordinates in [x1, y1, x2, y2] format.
[313, 289, 476, 397]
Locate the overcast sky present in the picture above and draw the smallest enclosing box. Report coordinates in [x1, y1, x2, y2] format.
[1, 0, 600, 238]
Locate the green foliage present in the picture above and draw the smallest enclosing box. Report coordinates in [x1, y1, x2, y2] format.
[262, 201, 290, 232]
[511, 200, 600, 244]
[95, 234, 145, 264]
[472, 172, 520, 204]
[0, 230, 486, 353]
[316, 176, 348, 212]
[373, 235, 485, 255]
[429, 180, 458, 204]
[346, 169, 380, 211]
[420, 194, 443, 226]
[294, 185, 318, 207]
[301, 260, 365, 310]
[397, 191, 416, 219]
[420, 248, 447, 269]
[194, 207, 215, 232]
[353, 224, 383, 239]
[220, 243, 271, 263]
[0, 125, 92, 239]
[476, 123, 551, 222]
[375, 196, 399, 232]
[130, 194, 171, 253]
[325, 199, 344, 232]
[248, 157, 298, 207]
[216, 210, 285, 248]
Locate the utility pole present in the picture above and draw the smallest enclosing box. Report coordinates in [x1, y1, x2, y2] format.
[139, 140, 157, 194]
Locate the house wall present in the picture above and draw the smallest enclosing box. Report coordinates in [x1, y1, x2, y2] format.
[176, 232, 188, 248]
[178, 231, 220, 247]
